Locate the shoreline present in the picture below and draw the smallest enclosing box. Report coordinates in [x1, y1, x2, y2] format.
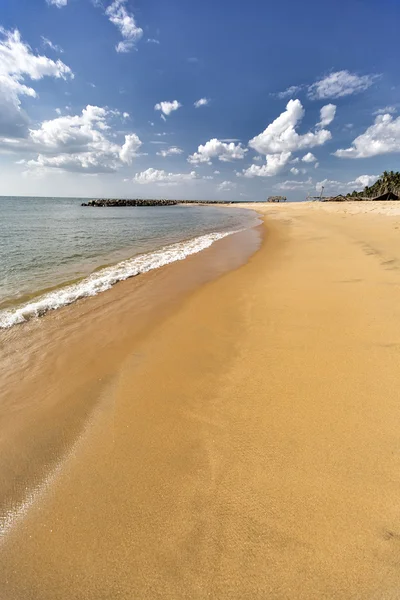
[0, 223, 262, 524]
[0, 205, 260, 329]
[2, 201, 400, 597]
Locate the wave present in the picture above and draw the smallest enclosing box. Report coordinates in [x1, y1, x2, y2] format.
[0, 229, 238, 329]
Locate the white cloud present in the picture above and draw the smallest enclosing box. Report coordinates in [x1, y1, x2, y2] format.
[218, 181, 237, 191]
[105, 0, 143, 53]
[240, 152, 292, 178]
[29, 105, 110, 151]
[194, 98, 210, 108]
[314, 162, 319, 169]
[122, 112, 129, 119]
[275, 178, 312, 191]
[277, 84, 304, 99]
[290, 167, 299, 175]
[349, 174, 378, 188]
[373, 106, 397, 116]
[134, 168, 198, 186]
[41, 36, 63, 53]
[149, 121, 154, 126]
[146, 38, 160, 44]
[302, 152, 317, 163]
[315, 175, 378, 193]
[335, 113, 400, 158]
[249, 99, 331, 155]
[188, 138, 247, 164]
[0, 28, 73, 139]
[156, 146, 183, 157]
[154, 100, 182, 116]
[315, 179, 342, 192]
[308, 70, 376, 100]
[46, 0, 68, 6]
[214, 170, 220, 174]
[24, 105, 142, 173]
[55, 108, 61, 115]
[119, 133, 142, 164]
[317, 104, 336, 128]
[27, 153, 116, 174]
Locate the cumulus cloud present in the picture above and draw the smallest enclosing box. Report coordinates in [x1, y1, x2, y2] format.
[218, 181, 237, 191]
[24, 105, 142, 173]
[0, 28, 73, 139]
[26, 153, 117, 174]
[194, 98, 210, 108]
[134, 168, 198, 185]
[46, 0, 68, 6]
[154, 100, 182, 116]
[188, 138, 247, 164]
[146, 38, 160, 44]
[334, 113, 400, 158]
[290, 167, 299, 175]
[350, 174, 378, 188]
[308, 70, 376, 100]
[105, 0, 143, 53]
[156, 146, 183, 157]
[240, 152, 292, 178]
[317, 104, 336, 128]
[249, 100, 331, 155]
[41, 36, 63, 53]
[302, 152, 317, 163]
[119, 133, 142, 164]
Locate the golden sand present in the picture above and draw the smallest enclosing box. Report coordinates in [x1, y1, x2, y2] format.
[2, 202, 400, 599]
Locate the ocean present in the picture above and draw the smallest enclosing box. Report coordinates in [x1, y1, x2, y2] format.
[0, 197, 259, 328]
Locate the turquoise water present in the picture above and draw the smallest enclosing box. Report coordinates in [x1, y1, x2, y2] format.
[0, 197, 259, 327]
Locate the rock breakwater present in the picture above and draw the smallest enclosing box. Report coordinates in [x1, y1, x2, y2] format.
[82, 199, 179, 207]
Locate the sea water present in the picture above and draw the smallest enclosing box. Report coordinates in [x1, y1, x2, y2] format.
[0, 197, 259, 328]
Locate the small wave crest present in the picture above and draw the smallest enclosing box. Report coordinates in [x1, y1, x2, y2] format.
[0, 230, 237, 329]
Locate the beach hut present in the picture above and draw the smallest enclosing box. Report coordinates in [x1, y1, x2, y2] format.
[267, 195, 287, 202]
[371, 191, 400, 201]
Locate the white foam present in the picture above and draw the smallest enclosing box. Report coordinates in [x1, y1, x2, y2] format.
[0, 230, 237, 329]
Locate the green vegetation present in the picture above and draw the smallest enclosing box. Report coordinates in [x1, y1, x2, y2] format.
[347, 171, 400, 198]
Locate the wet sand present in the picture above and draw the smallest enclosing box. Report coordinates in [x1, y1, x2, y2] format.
[2, 202, 400, 599]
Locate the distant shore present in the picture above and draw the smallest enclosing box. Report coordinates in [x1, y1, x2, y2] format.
[2, 200, 400, 598]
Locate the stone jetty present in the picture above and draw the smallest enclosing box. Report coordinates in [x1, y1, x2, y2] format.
[81, 198, 179, 207]
[81, 199, 239, 207]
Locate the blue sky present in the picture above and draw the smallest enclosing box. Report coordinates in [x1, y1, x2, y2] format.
[1, 0, 400, 200]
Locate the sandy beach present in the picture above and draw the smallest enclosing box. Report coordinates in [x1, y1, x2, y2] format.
[2, 201, 400, 599]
